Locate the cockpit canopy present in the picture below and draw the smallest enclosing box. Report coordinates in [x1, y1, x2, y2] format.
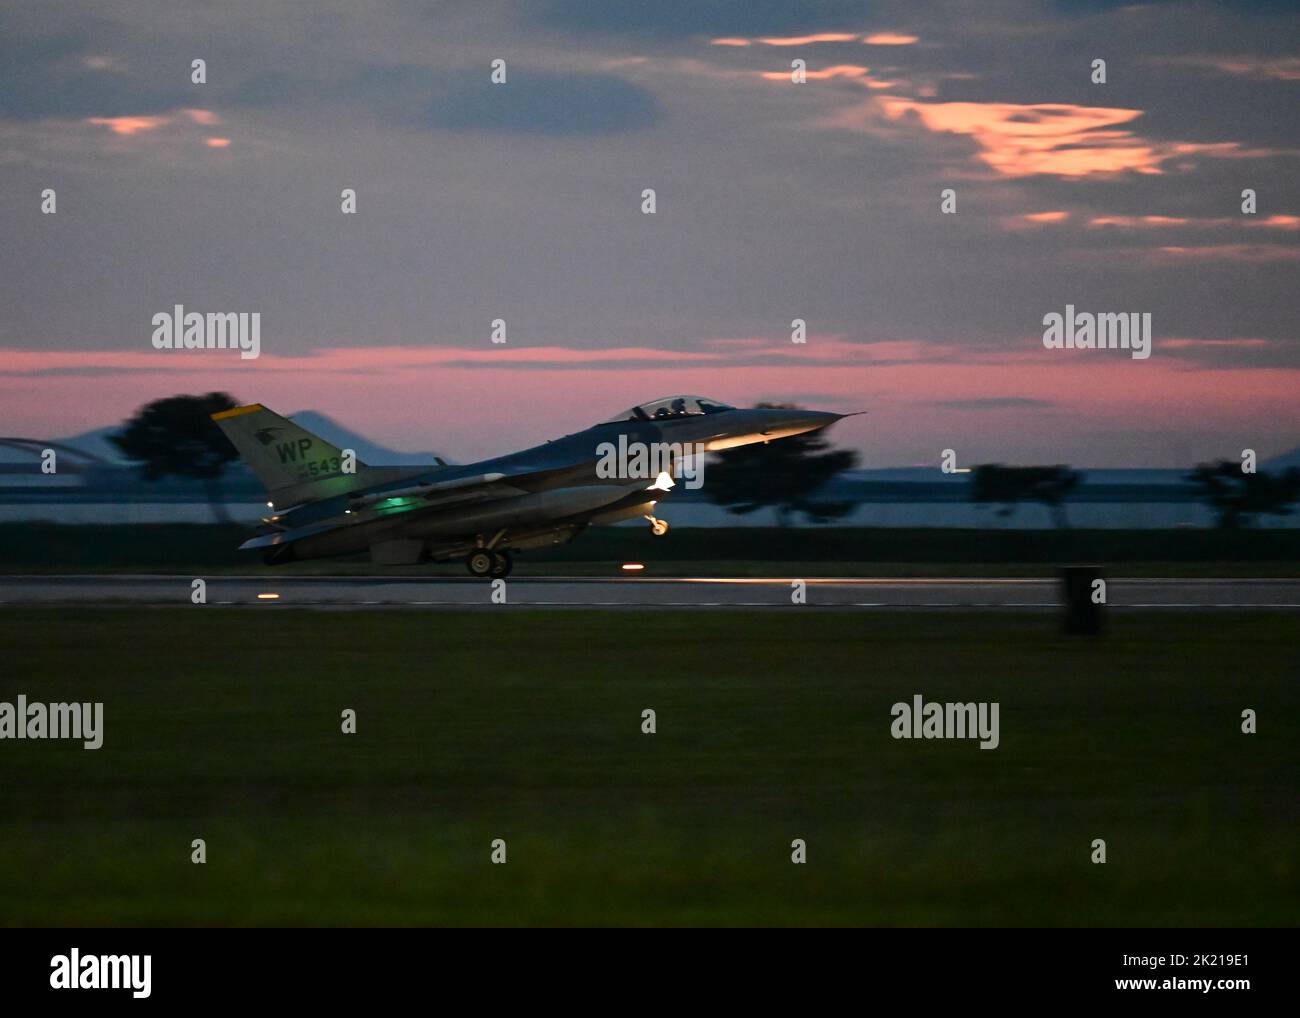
[600, 395, 735, 424]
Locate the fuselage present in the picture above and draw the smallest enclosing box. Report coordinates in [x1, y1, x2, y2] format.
[249, 402, 843, 565]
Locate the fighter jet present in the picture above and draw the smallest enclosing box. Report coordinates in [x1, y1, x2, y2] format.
[212, 396, 847, 577]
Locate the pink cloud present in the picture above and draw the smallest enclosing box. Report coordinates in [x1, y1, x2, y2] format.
[0, 341, 956, 383]
[872, 99, 1279, 178]
[760, 64, 871, 81]
[0, 346, 723, 378]
[1089, 213, 1300, 231]
[79, 109, 233, 149]
[84, 115, 170, 136]
[1089, 215, 1189, 228]
[863, 33, 919, 45]
[1012, 211, 1072, 227]
[1163, 338, 1271, 349]
[1155, 244, 1300, 262]
[756, 33, 859, 46]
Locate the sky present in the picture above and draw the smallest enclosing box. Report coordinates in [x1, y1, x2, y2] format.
[1, 0, 1297, 467]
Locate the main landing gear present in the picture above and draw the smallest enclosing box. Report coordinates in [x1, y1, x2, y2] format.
[466, 549, 513, 578]
[645, 514, 669, 537]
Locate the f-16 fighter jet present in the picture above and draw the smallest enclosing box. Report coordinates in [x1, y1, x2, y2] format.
[212, 396, 846, 577]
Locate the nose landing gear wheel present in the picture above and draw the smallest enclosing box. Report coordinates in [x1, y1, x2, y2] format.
[466, 549, 494, 577]
[646, 515, 669, 537]
[490, 550, 513, 578]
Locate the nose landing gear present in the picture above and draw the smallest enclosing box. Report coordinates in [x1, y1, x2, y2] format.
[645, 514, 669, 537]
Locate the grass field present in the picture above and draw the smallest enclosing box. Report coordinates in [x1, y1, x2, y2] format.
[1, 607, 1295, 926]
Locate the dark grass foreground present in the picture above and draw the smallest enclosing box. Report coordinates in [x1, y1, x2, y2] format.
[0, 608, 1295, 925]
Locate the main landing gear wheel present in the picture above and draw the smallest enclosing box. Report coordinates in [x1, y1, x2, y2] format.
[646, 515, 669, 537]
[490, 550, 513, 578]
[466, 549, 494, 577]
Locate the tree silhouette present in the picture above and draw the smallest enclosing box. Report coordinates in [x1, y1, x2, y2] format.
[969, 464, 1081, 528]
[705, 403, 859, 526]
[111, 392, 240, 522]
[1185, 460, 1300, 529]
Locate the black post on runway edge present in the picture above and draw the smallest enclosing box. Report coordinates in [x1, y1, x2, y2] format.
[1060, 564, 1105, 636]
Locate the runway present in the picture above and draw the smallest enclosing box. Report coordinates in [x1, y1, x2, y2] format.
[2, 575, 1299, 609]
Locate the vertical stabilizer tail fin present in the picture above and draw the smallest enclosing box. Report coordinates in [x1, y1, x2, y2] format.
[211, 403, 372, 506]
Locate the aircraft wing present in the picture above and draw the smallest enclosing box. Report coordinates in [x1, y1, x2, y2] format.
[240, 461, 589, 551]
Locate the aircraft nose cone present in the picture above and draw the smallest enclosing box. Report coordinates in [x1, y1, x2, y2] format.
[796, 410, 843, 431]
[765, 410, 843, 436]
[702, 407, 855, 452]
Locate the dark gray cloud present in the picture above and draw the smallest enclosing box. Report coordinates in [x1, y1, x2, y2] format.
[1159, 338, 1299, 370]
[0, 27, 191, 120]
[223, 63, 660, 136]
[1051, 0, 1298, 11]
[533, 0, 871, 38]
[0, 8, 658, 139]
[419, 69, 659, 134]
